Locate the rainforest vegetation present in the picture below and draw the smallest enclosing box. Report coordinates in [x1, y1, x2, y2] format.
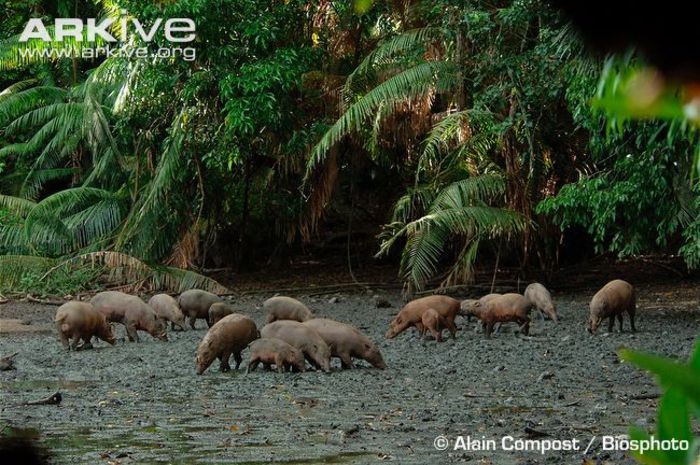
[0, 0, 698, 294]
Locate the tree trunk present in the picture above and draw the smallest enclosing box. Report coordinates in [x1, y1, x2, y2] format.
[236, 156, 253, 269]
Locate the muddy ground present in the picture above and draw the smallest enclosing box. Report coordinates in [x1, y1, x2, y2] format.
[0, 282, 698, 464]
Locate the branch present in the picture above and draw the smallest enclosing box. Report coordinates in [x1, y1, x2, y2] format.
[23, 294, 65, 305]
[230, 281, 402, 296]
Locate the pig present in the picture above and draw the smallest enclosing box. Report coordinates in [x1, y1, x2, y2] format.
[246, 337, 306, 373]
[54, 301, 116, 350]
[460, 293, 502, 319]
[480, 293, 502, 304]
[459, 299, 478, 321]
[420, 308, 448, 342]
[260, 321, 331, 372]
[208, 302, 237, 326]
[303, 318, 386, 369]
[524, 283, 558, 322]
[588, 279, 636, 333]
[91, 291, 167, 342]
[264, 296, 313, 323]
[196, 314, 259, 374]
[177, 289, 223, 329]
[385, 295, 459, 340]
[469, 293, 533, 337]
[148, 294, 186, 331]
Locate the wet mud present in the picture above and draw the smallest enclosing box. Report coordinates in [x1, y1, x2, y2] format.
[1, 284, 698, 464]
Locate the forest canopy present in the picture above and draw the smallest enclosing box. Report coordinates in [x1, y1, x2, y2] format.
[0, 0, 698, 294]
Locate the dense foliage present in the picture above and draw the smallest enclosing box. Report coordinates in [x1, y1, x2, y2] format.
[0, 0, 698, 294]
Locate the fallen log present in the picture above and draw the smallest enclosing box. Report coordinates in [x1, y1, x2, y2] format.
[524, 426, 550, 438]
[0, 352, 18, 371]
[25, 392, 62, 406]
[630, 393, 661, 400]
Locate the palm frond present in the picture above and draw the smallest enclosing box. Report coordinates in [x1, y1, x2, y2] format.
[83, 146, 125, 188]
[83, 89, 122, 162]
[152, 266, 230, 294]
[0, 75, 125, 195]
[306, 60, 458, 178]
[344, 27, 439, 99]
[0, 194, 37, 217]
[391, 185, 436, 223]
[427, 205, 526, 238]
[442, 239, 481, 288]
[419, 109, 504, 179]
[0, 79, 38, 100]
[0, 26, 105, 71]
[0, 85, 67, 128]
[378, 174, 527, 290]
[430, 174, 506, 211]
[64, 251, 152, 281]
[116, 110, 189, 260]
[24, 187, 126, 254]
[20, 168, 78, 200]
[52, 251, 230, 293]
[0, 255, 55, 289]
[0, 225, 33, 255]
[399, 215, 450, 290]
[5, 101, 80, 134]
[62, 198, 125, 248]
[420, 110, 471, 169]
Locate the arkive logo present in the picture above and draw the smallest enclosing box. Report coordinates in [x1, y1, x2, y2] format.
[18, 12, 197, 61]
[20, 15, 195, 43]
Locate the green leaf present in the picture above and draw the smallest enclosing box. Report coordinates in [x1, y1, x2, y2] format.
[657, 389, 692, 463]
[628, 388, 694, 465]
[620, 347, 700, 407]
[628, 427, 668, 465]
[353, 0, 373, 14]
[690, 338, 700, 372]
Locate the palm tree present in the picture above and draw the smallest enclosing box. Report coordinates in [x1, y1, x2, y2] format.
[377, 174, 526, 292]
[303, 2, 573, 290]
[0, 10, 226, 293]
